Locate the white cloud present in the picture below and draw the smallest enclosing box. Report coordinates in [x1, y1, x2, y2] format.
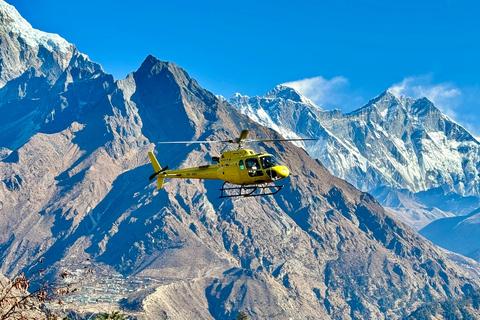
[389, 75, 461, 118]
[282, 76, 358, 109]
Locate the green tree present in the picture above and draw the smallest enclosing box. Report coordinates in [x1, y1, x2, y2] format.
[234, 312, 248, 320]
[95, 311, 129, 320]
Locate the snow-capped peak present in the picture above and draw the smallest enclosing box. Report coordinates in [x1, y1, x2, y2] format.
[264, 85, 321, 109]
[0, 0, 72, 54]
[263, 85, 302, 100]
[232, 92, 247, 99]
[0, 0, 76, 87]
[385, 87, 403, 99]
[216, 94, 227, 102]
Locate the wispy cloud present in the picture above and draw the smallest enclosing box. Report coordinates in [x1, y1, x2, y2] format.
[282, 76, 364, 110]
[389, 74, 461, 119]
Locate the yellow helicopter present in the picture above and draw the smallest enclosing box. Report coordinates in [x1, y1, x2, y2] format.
[148, 130, 316, 198]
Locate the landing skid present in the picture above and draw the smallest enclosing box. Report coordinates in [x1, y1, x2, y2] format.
[219, 182, 283, 198]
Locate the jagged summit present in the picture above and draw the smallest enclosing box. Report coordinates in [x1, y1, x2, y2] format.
[361, 89, 447, 122]
[134, 55, 200, 91]
[265, 84, 321, 109]
[229, 84, 327, 149]
[264, 84, 304, 101]
[385, 87, 405, 99]
[372, 89, 407, 105]
[351, 89, 414, 117]
[137, 55, 175, 73]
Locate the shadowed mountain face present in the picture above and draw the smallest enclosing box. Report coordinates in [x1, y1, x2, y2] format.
[0, 4, 480, 319]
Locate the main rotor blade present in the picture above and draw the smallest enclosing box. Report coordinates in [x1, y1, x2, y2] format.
[246, 138, 318, 143]
[156, 140, 231, 144]
[238, 130, 249, 141]
[154, 136, 317, 145]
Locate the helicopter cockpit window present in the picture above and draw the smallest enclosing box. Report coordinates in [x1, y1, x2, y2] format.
[239, 160, 245, 170]
[245, 158, 263, 177]
[260, 156, 281, 169]
[245, 158, 260, 170]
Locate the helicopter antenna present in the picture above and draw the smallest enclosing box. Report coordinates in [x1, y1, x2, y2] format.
[156, 129, 317, 150]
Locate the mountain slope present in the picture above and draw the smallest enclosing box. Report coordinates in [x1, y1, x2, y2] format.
[321, 90, 480, 197]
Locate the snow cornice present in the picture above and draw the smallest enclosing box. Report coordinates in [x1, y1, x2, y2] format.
[0, 0, 72, 54]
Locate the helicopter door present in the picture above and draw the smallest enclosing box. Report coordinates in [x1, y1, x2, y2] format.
[237, 159, 250, 184]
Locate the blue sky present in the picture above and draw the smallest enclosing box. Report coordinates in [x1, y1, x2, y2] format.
[7, 0, 480, 134]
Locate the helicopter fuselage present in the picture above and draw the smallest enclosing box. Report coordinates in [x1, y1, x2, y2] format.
[151, 149, 289, 187]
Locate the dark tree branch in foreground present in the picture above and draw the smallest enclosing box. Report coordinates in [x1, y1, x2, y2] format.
[0, 256, 97, 320]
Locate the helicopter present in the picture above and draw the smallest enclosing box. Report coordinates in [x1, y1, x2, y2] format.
[148, 130, 316, 198]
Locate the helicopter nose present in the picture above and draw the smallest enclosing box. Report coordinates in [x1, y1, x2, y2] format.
[276, 166, 290, 179]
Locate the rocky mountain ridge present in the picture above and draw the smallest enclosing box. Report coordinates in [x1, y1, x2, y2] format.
[1, 3, 480, 319]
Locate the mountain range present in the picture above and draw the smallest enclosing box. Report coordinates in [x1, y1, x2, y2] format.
[230, 85, 480, 230]
[1, 1, 480, 319]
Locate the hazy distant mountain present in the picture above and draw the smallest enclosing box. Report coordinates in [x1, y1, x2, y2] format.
[420, 207, 480, 261]
[1, 3, 480, 319]
[230, 86, 480, 230]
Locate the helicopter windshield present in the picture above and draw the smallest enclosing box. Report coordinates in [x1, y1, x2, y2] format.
[260, 156, 281, 169]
